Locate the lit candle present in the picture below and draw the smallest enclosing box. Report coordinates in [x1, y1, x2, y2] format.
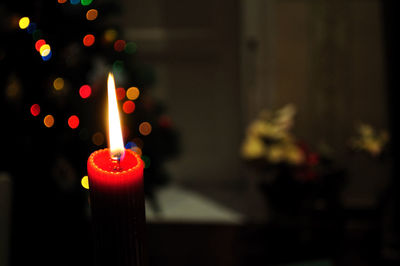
[87, 73, 145, 266]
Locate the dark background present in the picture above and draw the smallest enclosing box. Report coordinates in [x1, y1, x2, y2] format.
[1, 0, 399, 265]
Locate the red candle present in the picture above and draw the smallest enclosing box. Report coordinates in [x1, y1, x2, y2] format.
[87, 73, 145, 266]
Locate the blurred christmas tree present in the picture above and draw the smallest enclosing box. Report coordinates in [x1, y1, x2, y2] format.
[0, 1, 179, 265]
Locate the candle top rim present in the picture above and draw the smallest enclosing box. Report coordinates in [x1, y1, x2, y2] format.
[88, 148, 144, 175]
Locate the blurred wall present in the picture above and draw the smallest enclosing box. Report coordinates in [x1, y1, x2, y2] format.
[241, 0, 389, 208]
[119, 0, 242, 186]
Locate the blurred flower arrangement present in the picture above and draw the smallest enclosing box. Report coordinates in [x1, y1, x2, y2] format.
[242, 105, 346, 217]
[349, 124, 389, 157]
[241, 104, 320, 182]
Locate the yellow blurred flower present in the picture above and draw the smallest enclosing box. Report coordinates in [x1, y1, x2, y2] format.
[241, 136, 266, 159]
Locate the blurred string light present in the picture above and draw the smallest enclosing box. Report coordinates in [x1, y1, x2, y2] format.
[19, 17, 30, 29]
[86, 9, 98, 21]
[83, 34, 95, 47]
[70, 0, 80, 5]
[126, 87, 139, 100]
[58, 0, 67, 3]
[104, 29, 117, 43]
[81, 0, 93, 6]
[53, 77, 64, 91]
[30, 104, 40, 116]
[68, 115, 80, 129]
[92, 132, 104, 146]
[132, 146, 142, 156]
[125, 141, 136, 149]
[132, 137, 144, 148]
[139, 122, 152, 136]
[116, 87, 125, 100]
[81, 176, 89, 189]
[79, 85, 92, 99]
[44, 114, 55, 128]
[124, 42, 137, 54]
[114, 40, 126, 52]
[113, 60, 124, 73]
[26, 22, 37, 34]
[41, 50, 52, 61]
[141, 155, 150, 168]
[122, 100, 135, 114]
[35, 39, 46, 52]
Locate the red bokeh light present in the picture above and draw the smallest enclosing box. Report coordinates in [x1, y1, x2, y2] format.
[68, 115, 80, 129]
[79, 85, 92, 99]
[83, 34, 95, 47]
[30, 104, 40, 116]
[122, 100, 135, 114]
[113, 40, 126, 52]
[35, 39, 46, 52]
[116, 87, 125, 100]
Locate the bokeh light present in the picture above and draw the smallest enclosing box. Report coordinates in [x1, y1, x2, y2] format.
[86, 9, 98, 21]
[124, 42, 137, 54]
[30, 104, 40, 116]
[18, 17, 30, 30]
[44, 115, 55, 128]
[81, 176, 89, 189]
[122, 100, 135, 114]
[113, 40, 126, 52]
[116, 87, 125, 100]
[132, 137, 144, 149]
[139, 122, 152, 136]
[81, 0, 93, 6]
[53, 77, 64, 91]
[132, 146, 142, 157]
[125, 141, 136, 149]
[70, 0, 80, 5]
[40, 44, 51, 57]
[126, 86, 139, 100]
[141, 155, 150, 168]
[104, 29, 117, 43]
[41, 50, 52, 61]
[83, 34, 95, 47]
[92, 132, 105, 146]
[58, 0, 67, 3]
[26, 22, 37, 34]
[68, 115, 80, 129]
[112, 60, 124, 73]
[35, 39, 46, 52]
[79, 85, 92, 99]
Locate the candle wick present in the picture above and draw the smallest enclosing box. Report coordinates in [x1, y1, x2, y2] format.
[112, 158, 122, 171]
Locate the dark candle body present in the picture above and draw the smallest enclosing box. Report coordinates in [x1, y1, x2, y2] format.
[88, 149, 145, 266]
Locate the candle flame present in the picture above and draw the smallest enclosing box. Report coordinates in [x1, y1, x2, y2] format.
[107, 73, 125, 160]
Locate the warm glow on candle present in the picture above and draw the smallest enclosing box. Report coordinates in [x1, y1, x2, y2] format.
[107, 73, 125, 160]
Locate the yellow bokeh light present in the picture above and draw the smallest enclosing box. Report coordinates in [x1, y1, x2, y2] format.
[53, 77, 64, 91]
[92, 132, 105, 146]
[19, 17, 30, 30]
[40, 44, 51, 57]
[126, 87, 140, 100]
[139, 122, 152, 136]
[86, 9, 98, 21]
[44, 115, 55, 128]
[104, 29, 117, 43]
[81, 176, 89, 189]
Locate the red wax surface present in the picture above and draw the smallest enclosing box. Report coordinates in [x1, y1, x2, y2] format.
[88, 148, 144, 187]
